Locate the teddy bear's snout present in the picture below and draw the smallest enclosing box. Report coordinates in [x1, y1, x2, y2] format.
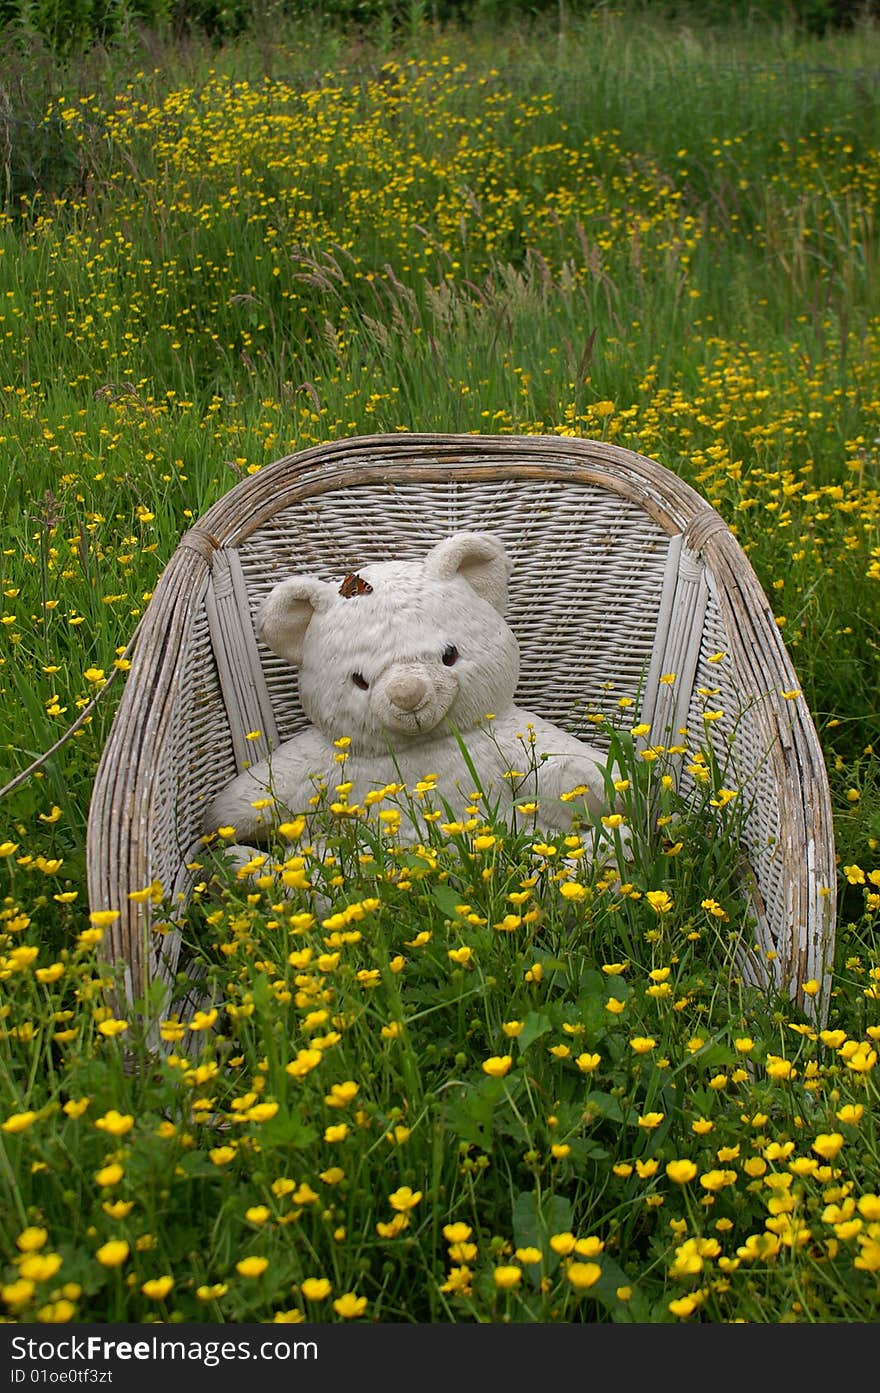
[385, 672, 428, 711]
[371, 661, 458, 737]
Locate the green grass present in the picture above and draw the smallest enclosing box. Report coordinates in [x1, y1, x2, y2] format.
[1, 7, 879, 1323]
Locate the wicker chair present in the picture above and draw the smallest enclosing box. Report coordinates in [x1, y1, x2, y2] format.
[86, 433, 836, 1025]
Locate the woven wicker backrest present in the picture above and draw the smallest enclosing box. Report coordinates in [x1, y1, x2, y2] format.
[86, 434, 836, 1023]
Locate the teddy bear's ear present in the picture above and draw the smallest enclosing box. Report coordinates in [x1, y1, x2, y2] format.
[255, 576, 334, 665]
[424, 532, 511, 613]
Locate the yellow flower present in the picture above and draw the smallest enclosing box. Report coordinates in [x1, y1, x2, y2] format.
[245, 1206, 271, 1225]
[189, 1009, 218, 1031]
[159, 1019, 186, 1042]
[95, 1240, 129, 1268]
[246, 1102, 280, 1123]
[318, 1167, 345, 1186]
[324, 1081, 359, 1108]
[515, 1247, 543, 1265]
[102, 1201, 134, 1219]
[443, 1223, 473, 1244]
[574, 1236, 604, 1257]
[35, 963, 65, 984]
[286, 1048, 323, 1078]
[629, 1037, 656, 1054]
[493, 1266, 522, 1290]
[638, 1112, 665, 1130]
[666, 1159, 698, 1184]
[576, 1052, 601, 1073]
[559, 882, 588, 901]
[141, 1276, 174, 1300]
[566, 1262, 602, 1290]
[236, 1256, 269, 1278]
[19, 1253, 62, 1283]
[2, 1111, 38, 1134]
[292, 1183, 319, 1206]
[645, 890, 673, 914]
[669, 1294, 701, 1318]
[94, 1110, 134, 1137]
[836, 1104, 864, 1125]
[88, 909, 120, 928]
[1, 1279, 35, 1309]
[765, 1054, 796, 1080]
[855, 1241, 880, 1272]
[700, 1169, 737, 1192]
[332, 1292, 367, 1319]
[389, 1186, 423, 1212]
[94, 1163, 124, 1188]
[844, 1044, 877, 1073]
[36, 1299, 77, 1323]
[482, 1055, 513, 1078]
[324, 1124, 350, 1143]
[196, 1283, 228, 1301]
[97, 1019, 128, 1038]
[16, 1227, 48, 1253]
[300, 1278, 332, 1301]
[447, 945, 474, 965]
[209, 1146, 236, 1167]
[812, 1133, 845, 1161]
[857, 1195, 880, 1221]
[277, 818, 306, 839]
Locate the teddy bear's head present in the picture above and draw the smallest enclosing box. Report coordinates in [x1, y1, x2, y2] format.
[255, 532, 519, 756]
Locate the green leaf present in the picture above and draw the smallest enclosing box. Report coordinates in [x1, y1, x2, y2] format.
[587, 1254, 648, 1322]
[443, 1078, 505, 1150]
[173, 1149, 224, 1180]
[517, 1010, 553, 1053]
[253, 1110, 319, 1149]
[583, 1090, 627, 1124]
[430, 882, 467, 919]
[565, 1137, 610, 1162]
[512, 1190, 573, 1280]
[576, 969, 609, 999]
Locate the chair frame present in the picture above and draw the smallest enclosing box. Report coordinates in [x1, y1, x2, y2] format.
[87, 433, 836, 1024]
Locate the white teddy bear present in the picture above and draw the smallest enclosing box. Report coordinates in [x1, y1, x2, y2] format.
[205, 531, 610, 845]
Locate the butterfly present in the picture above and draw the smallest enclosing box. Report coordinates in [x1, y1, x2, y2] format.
[338, 572, 373, 598]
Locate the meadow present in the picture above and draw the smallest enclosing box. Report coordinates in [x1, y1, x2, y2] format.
[1, 7, 880, 1323]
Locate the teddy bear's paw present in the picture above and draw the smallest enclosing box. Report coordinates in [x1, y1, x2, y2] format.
[202, 841, 268, 893]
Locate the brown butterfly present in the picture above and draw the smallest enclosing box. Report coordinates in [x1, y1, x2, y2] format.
[338, 572, 373, 598]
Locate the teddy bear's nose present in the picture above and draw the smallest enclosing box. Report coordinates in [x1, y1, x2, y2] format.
[386, 673, 427, 711]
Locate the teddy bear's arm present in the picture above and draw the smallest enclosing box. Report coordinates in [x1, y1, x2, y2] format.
[535, 749, 609, 828]
[204, 759, 276, 840]
[204, 728, 333, 840]
[487, 716, 609, 836]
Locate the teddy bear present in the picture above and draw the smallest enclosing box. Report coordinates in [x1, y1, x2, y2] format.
[204, 531, 612, 848]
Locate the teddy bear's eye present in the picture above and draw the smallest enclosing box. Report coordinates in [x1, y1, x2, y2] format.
[442, 645, 459, 667]
[352, 673, 370, 690]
